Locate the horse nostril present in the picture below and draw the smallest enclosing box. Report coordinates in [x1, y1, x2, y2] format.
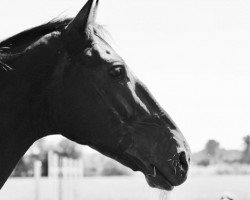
[178, 151, 189, 176]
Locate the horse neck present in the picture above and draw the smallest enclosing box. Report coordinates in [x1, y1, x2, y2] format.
[0, 50, 62, 189]
[0, 68, 40, 189]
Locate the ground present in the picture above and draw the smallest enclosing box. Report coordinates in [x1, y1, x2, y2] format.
[0, 174, 250, 200]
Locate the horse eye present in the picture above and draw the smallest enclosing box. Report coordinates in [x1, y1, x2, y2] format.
[109, 66, 124, 78]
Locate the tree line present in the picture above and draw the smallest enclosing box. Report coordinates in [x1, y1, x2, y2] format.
[197, 135, 250, 166]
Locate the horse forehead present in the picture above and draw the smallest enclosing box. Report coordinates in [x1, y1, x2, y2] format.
[88, 37, 122, 63]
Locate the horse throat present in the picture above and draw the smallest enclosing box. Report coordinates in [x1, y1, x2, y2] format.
[0, 128, 35, 189]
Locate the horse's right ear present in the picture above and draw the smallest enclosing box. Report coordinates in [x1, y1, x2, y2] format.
[66, 0, 99, 34]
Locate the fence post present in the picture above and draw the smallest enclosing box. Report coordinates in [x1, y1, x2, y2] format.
[34, 161, 42, 200]
[58, 157, 63, 200]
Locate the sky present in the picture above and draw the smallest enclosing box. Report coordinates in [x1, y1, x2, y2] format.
[1, 0, 250, 152]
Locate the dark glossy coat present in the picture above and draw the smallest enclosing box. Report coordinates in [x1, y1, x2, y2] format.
[0, 0, 190, 191]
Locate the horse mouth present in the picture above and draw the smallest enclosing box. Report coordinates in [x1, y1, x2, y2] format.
[145, 165, 174, 191]
[121, 153, 174, 190]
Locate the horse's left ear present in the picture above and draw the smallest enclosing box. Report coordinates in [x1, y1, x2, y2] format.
[66, 0, 99, 34]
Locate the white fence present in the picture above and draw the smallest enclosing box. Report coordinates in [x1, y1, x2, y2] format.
[34, 151, 84, 200]
[48, 151, 84, 178]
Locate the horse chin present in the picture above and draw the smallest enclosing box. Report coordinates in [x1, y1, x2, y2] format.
[121, 155, 174, 191]
[120, 150, 174, 191]
[145, 173, 174, 191]
[120, 158, 174, 191]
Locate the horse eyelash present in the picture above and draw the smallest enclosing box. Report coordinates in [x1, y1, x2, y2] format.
[0, 61, 13, 71]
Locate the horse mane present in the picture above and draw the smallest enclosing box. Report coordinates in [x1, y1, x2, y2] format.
[0, 18, 110, 73]
[0, 18, 72, 54]
[0, 18, 72, 72]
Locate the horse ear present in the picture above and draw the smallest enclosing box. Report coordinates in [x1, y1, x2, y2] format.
[66, 0, 99, 34]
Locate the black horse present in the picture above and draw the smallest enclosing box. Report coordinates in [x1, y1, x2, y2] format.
[0, 0, 190, 191]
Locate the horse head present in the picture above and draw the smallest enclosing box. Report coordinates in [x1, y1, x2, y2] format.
[0, 0, 190, 191]
[50, 0, 191, 190]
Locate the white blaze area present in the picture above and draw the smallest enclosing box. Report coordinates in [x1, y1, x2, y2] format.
[127, 73, 150, 115]
[90, 25, 151, 116]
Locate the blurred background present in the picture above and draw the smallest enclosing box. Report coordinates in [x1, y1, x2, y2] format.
[1, 0, 250, 199]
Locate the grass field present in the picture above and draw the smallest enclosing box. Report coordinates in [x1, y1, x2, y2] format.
[0, 174, 250, 200]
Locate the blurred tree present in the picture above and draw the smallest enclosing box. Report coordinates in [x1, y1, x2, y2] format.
[242, 135, 250, 164]
[11, 157, 33, 177]
[12, 138, 49, 177]
[13, 137, 82, 177]
[30, 138, 52, 176]
[205, 139, 220, 157]
[196, 159, 210, 167]
[55, 138, 82, 159]
[101, 159, 132, 176]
